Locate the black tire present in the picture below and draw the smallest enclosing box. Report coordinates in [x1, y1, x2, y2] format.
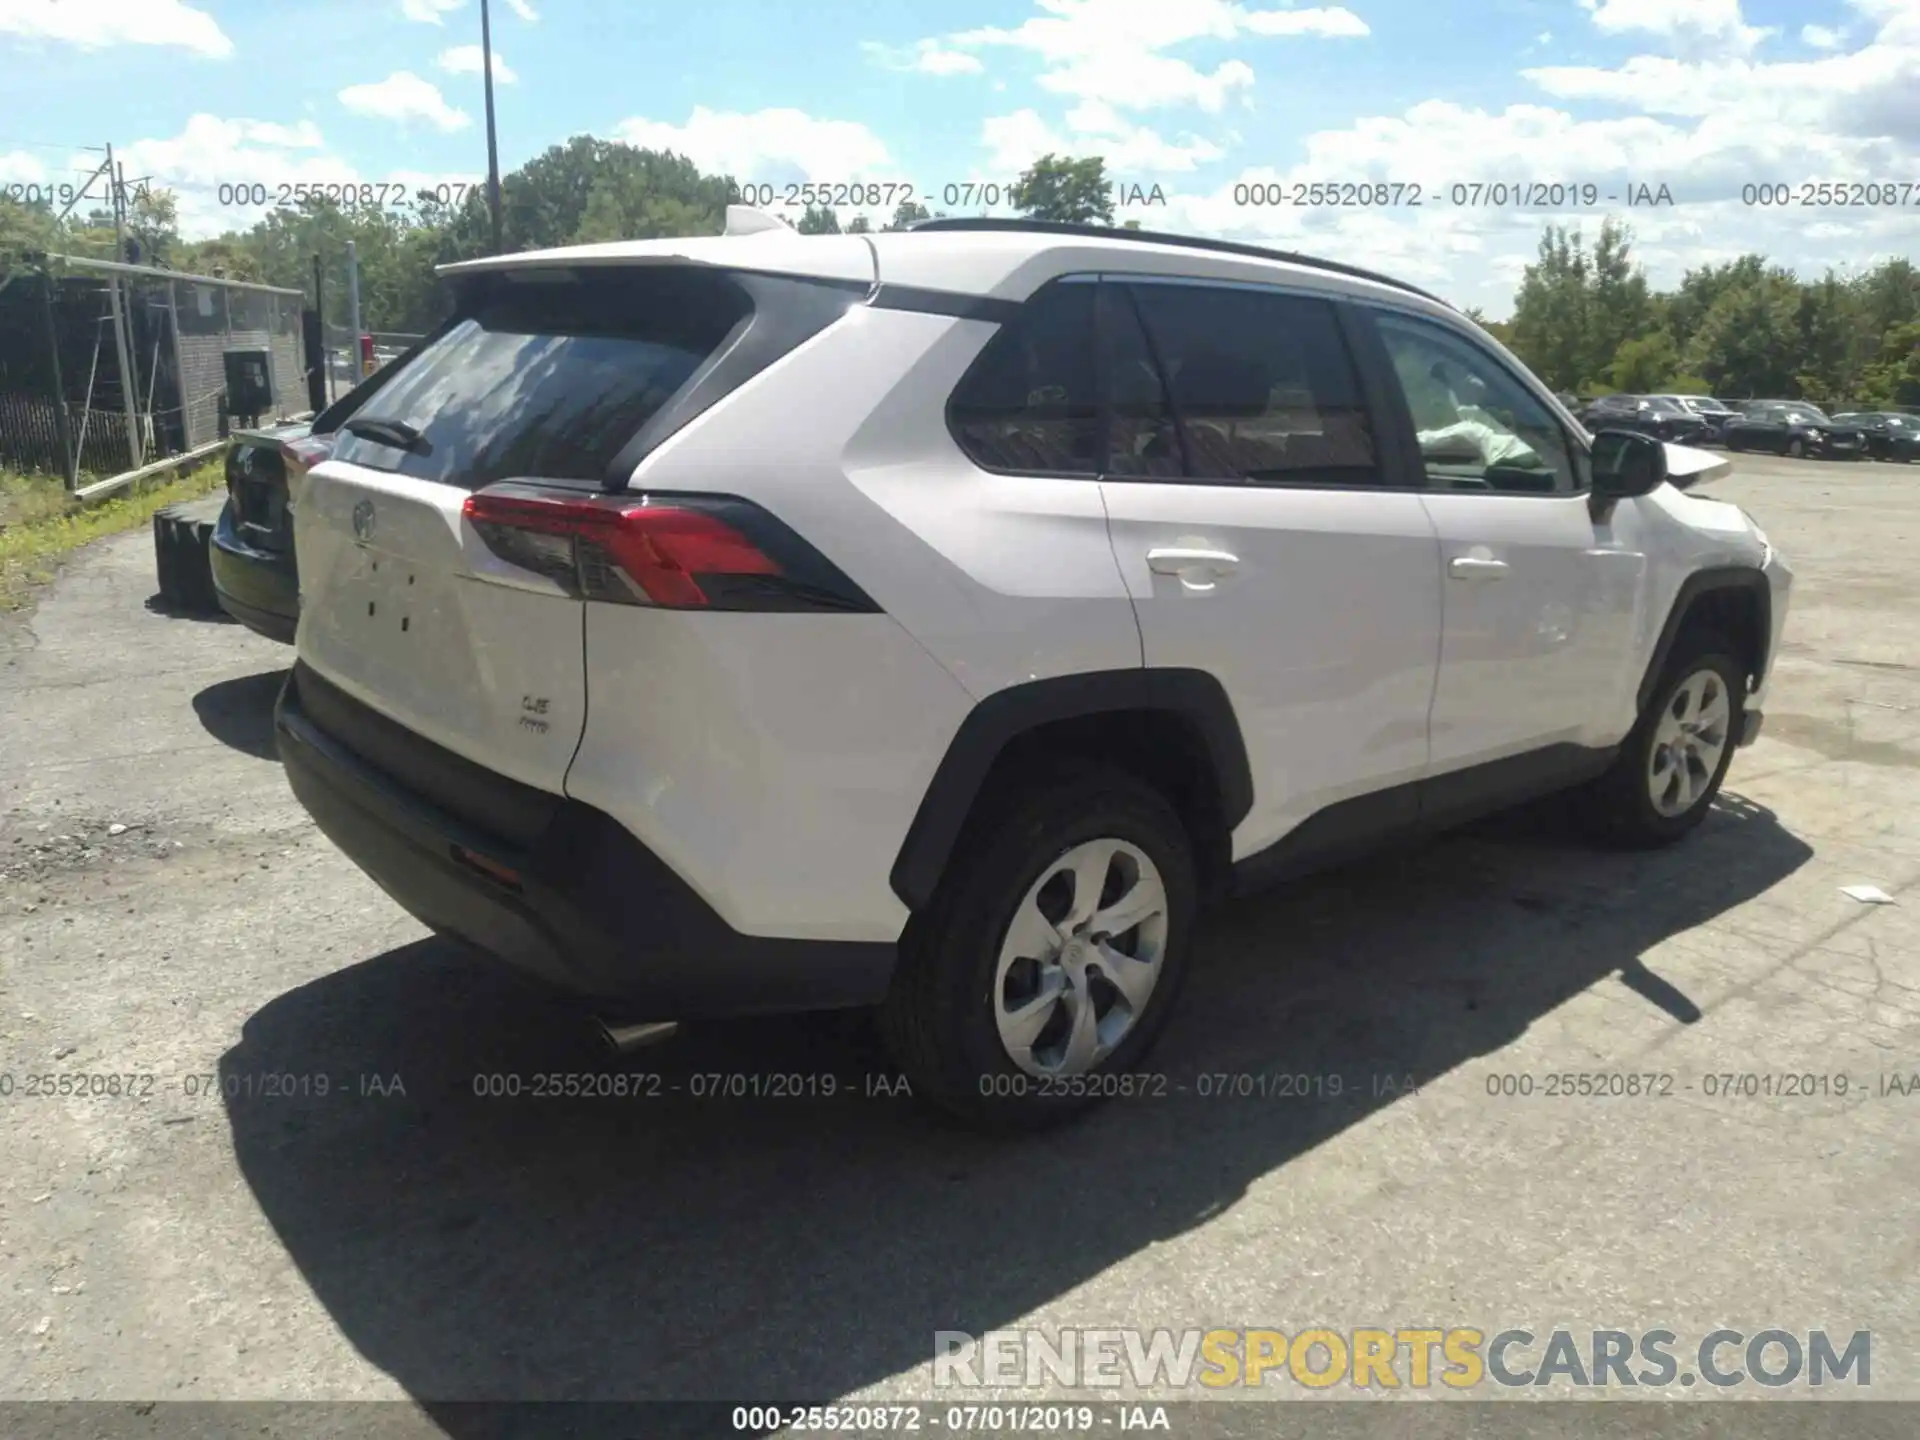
[880, 763, 1198, 1132]
[153, 498, 223, 614]
[1581, 629, 1745, 848]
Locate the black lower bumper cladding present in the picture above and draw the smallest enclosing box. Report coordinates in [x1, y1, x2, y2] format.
[274, 664, 894, 1017]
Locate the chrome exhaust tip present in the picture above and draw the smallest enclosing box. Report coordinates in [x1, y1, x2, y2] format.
[596, 1018, 679, 1054]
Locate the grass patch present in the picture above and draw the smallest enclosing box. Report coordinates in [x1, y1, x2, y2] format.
[0, 459, 226, 611]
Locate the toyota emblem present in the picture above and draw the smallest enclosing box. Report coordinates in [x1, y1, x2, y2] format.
[351, 498, 375, 543]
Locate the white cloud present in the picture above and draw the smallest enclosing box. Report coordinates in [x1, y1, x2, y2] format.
[1801, 24, 1845, 48]
[401, 0, 465, 23]
[1577, 0, 1772, 54]
[980, 105, 1224, 177]
[0, 0, 233, 57]
[934, 0, 1368, 113]
[862, 40, 985, 75]
[504, 0, 538, 17]
[339, 73, 472, 131]
[239, 119, 327, 148]
[438, 44, 517, 82]
[1525, 1, 1920, 139]
[613, 106, 893, 181]
[100, 114, 357, 239]
[93, 115, 487, 241]
[1132, 0, 1920, 314]
[0, 150, 47, 185]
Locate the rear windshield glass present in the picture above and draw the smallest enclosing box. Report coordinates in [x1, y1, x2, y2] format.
[328, 266, 753, 486]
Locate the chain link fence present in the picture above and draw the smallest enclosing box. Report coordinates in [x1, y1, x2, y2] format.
[0, 257, 307, 485]
[314, 326, 427, 406]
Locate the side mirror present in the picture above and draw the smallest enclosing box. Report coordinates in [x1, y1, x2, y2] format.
[1590, 428, 1666, 510]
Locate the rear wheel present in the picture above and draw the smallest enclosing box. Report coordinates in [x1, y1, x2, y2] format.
[1581, 629, 1744, 847]
[880, 765, 1197, 1131]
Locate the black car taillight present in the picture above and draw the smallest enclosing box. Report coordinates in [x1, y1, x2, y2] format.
[461, 487, 880, 613]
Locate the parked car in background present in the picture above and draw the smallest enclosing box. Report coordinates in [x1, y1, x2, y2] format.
[210, 340, 429, 641]
[211, 423, 332, 642]
[1722, 401, 1866, 460]
[1658, 395, 1740, 442]
[1829, 411, 1920, 463]
[1577, 394, 1714, 445]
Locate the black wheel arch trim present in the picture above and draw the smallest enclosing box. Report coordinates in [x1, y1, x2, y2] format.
[1636, 565, 1772, 713]
[888, 668, 1254, 912]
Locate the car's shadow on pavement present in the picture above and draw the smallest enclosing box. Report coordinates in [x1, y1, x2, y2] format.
[144, 594, 237, 625]
[219, 792, 1811, 1417]
[192, 669, 290, 761]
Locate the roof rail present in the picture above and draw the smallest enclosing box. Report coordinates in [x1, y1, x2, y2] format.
[907, 216, 1452, 309]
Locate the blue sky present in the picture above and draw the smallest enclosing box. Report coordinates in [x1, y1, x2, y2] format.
[2, 0, 1916, 314]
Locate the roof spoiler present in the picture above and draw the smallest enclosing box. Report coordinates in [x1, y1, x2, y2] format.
[723, 205, 789, 236]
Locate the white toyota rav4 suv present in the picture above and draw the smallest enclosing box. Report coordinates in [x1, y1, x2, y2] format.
[277, 211, 1791, 1128]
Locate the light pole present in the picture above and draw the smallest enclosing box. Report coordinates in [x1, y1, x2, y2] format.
[480, 0, 504, 253]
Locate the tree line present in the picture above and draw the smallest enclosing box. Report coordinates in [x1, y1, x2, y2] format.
[3, 143, 1912, 407]
[1478, 220, 1919, 408]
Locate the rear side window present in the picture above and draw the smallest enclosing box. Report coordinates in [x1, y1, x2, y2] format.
[947, 280, 1100, 476]
[329, 266, 754, 487]
[1124, 281, 1379, 486]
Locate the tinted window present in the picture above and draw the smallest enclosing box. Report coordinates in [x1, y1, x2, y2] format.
[1375, 311, 1576, 494]
[1124, 282, 1378, 485]
[948, 280, 1099, 475]
[1100, 287, 1183, 478]
[329, 266, 753, 487]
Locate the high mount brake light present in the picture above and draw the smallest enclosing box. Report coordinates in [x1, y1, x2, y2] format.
[460, 490, 876, 614]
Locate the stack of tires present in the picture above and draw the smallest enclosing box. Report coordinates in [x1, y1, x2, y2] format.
[152, 494, 227, 614]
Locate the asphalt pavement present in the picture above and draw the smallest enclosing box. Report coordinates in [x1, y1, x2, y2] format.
[1, 451, 1915, 1434]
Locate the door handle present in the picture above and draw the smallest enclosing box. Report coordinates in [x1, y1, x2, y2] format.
[1147, 546, 1239, 577]
[1447, 556, 1510, 581]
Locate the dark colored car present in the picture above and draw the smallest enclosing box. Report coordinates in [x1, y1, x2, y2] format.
[209, 339, 437, 641]
[210, 422, 331, 642]
[1576, 394, 1714, 445]
[1722, 401, 1865, 460]
[1830, 411, 1920, 463]
[1658, 394, 1740, 443]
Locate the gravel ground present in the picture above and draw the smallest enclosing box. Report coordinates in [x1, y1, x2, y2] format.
[1, 451, 1916, 1436]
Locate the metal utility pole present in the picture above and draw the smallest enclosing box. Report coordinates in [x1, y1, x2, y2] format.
[309, 252, 329, 409]
[39, 268, 78, 490]
[480, 0, 504, 253]
[346, 238, 364, 376]
[103, 144, 144, 468]
[0, 156, 112, 302]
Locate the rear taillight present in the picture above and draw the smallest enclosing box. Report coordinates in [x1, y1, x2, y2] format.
[279, 436, 333, 472]
[461, 488, 878, 613]
[276, 436, 333, 516]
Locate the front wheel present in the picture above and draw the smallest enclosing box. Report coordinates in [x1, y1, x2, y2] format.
[1580, 631, 1745, 847]
[1786, 437, 1806, 459]
[880, 765, 1197, 1130]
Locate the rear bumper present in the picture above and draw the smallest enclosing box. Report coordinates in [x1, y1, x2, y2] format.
[210, 503, 299, 644]
[274, 668, 894, 1017]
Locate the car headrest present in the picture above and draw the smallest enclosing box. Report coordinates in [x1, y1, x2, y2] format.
[1169, 352, 1272, 419]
